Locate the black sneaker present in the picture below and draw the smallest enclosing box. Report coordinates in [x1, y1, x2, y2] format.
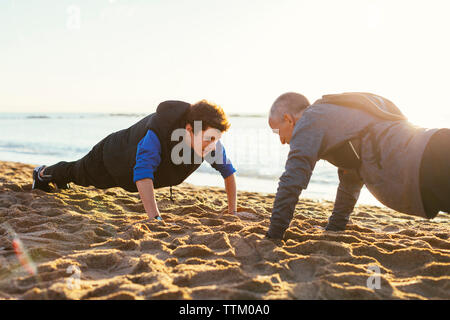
[32, 166, 52, 192]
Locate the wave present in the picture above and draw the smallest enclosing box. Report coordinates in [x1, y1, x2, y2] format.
[108, 113, 147, 117]
[196, 163, 279, 181]
[0, 113, 98, 120]
[0, 141, 89, 157]
[26, 115, 51, 119]
[0, 113, 130, 120]
[228, 113, 266, 118]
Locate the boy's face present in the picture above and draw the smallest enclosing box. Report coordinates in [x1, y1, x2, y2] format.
[186, 124, 223, 157]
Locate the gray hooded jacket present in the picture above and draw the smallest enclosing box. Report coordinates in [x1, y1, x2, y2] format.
[267, 103, 439, 239]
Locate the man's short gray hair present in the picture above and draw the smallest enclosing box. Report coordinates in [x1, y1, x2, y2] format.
[269, 92, 310, 121]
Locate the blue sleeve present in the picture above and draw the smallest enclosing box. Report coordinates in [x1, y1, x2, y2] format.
[133, 130, 162, 183]
[207, 140, 237, 179]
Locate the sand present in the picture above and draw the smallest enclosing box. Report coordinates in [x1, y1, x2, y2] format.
[0, 161, 449, 300]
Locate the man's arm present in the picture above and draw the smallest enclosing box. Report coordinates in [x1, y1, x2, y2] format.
[267, 180, 304, 239]
[136, 178, 161, 219]
[326, 168, 364, 231]
[267, 116, 325, 239]
[224, 173, 237, 214]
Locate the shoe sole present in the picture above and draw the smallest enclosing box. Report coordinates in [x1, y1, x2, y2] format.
[32, 167, 52, 192]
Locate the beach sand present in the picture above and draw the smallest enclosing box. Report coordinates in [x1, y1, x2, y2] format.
[0, 161, 448, 300]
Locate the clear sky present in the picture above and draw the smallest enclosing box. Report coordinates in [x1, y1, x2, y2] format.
[1, 0, 449, 127]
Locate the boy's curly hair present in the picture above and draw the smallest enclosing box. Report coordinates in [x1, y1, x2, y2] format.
[186, 100, 231, 132]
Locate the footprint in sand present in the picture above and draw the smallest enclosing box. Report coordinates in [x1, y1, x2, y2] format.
[2, 162, 450, 300]
[234, 211, 259, 221]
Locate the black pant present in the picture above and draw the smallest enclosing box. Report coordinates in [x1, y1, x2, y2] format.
[419, 128, 450, 218]
[44, 138, 117, 189]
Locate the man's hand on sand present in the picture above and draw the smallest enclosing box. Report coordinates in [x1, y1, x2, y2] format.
[263, 234, 283, 246]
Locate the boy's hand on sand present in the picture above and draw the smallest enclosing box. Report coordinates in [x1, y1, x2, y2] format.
[131, 215, 164, 227]
[151, 215, 164, 223]
[147, 211, 163, 221]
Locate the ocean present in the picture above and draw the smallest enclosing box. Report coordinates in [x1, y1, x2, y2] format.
[0, 112, 384, 206]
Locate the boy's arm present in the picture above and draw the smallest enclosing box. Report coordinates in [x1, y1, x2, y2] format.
[326, 168, 364, 231]
[133, 130, 162, 220]
[224, 173, 237, 214]
[136, 178, 161, 219]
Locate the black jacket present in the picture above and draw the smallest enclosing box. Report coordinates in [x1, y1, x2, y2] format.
[102, 101, 201, 192]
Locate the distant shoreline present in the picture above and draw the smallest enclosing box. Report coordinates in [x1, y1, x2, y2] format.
[0, 112, 268, 118]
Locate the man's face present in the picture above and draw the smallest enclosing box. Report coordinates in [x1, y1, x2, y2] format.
[186, 124, 223, 157]
[268, 114, 296, 145]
